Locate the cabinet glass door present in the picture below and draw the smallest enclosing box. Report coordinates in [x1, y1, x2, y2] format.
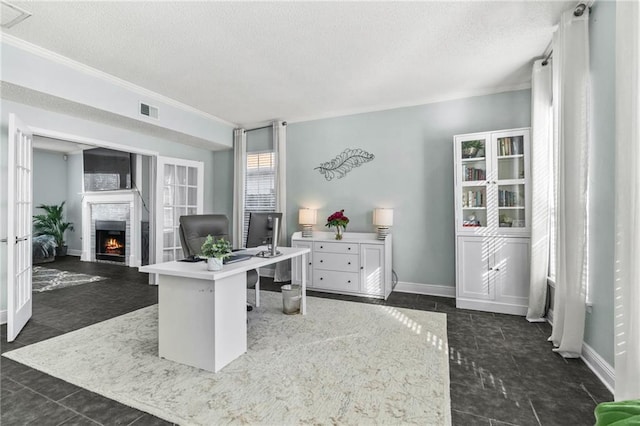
[495, 133, 528, 230]
[458, 137, 488, 229]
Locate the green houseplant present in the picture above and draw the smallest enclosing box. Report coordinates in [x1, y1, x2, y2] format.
[200, 235, 231, 271]
[33, 202, 74, 257]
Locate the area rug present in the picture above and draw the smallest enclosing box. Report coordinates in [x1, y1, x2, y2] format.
[32, 266, 107, 292]
[3, 292, 451, 425]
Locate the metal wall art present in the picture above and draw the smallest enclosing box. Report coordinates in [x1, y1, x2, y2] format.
[314, 148, 375, 181]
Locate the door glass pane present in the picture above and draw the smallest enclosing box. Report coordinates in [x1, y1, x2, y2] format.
[176, 166, 187, 185]
[163, 249, 174, 262]
[496, 136, 524, 157]
[461, 185, 487, 227]
[187, 207, 197, 215]
[175, 208, 186, 226]
[163, 186, 173, 206]
[188, 167, 197, 185]
[164, 164, 175, 185]
[498, 157, 525, 180]
[460, 139, 487, 183]
[163, 229, 175, 248]
[498, 183, 526, 228]
[175, 186, 187, 206]
[163, 207, 173, 228]
[187, 187, 197, 206]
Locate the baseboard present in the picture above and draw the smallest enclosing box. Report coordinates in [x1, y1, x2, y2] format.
[0, 310, 6, 325]
[394, 281, 455, 298]
[581, 342, 615, 394]
[456, 298, 528, 316]
[67, 249, 82, 257]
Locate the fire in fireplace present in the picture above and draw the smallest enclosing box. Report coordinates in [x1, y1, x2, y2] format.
[95, 220, 126, 263]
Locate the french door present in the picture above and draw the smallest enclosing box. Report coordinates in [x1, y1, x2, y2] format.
[7, 114, 33, 341]
[155, 157, 204, 264]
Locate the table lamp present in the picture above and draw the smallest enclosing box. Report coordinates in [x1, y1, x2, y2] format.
[373, 208, 394, 240]
[298, 208, 317, 238]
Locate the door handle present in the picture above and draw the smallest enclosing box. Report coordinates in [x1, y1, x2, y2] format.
[15, 236, 28, 243]
[0, 238, 7, 243]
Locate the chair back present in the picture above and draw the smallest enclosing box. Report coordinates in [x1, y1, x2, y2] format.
[178, 214, 230, 258]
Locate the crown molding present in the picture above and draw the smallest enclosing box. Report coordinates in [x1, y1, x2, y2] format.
[285, 83, 532, 125]
[1, 33, 237, 128]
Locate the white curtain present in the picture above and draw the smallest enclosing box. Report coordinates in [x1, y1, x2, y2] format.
[614, 0, 640, 401]
[548, 9, 590, 358]
[232, 128, 247, 250]
[273, 121, 290, 282]
[527, 59, 553, 322]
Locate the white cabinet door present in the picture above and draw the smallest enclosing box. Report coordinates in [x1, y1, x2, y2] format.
[457, 237, 493, 300]
[361, 244, 384, 296]
[291, 240, 313, 287]
[493, 238, 530, 306]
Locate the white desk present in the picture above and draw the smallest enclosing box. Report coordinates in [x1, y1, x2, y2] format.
[139, 246, 309, 372]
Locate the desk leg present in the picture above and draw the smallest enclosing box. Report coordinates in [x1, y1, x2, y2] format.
[301, 252, 307, 315]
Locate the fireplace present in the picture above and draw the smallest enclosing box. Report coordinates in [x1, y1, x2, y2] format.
[95, 220, 126, 263]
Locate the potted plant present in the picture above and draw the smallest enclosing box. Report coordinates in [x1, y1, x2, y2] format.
[33, 202, 74, 257]
[462, 140, 484, 158]
[325, 209, 350, 240]
[200, 235, 231, 271]
[499, 213, 513, 228]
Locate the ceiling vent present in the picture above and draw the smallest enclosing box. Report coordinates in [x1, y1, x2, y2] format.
[139, 102, 159, 119]
[1, 1, 32, 29]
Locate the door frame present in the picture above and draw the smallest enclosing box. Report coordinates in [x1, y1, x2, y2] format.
[1, 123, 161, 329]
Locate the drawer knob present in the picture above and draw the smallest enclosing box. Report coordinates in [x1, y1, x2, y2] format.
[348, 247, 351, 250]
[320, 245, 323, 248]
[348, 280, 351, 283]
[308, 262, 312, 266]
[361, 266, 364, 270]
[348, 262, 351, 265]
[320, 277, 323, 280]
[320, 260, 323, 263]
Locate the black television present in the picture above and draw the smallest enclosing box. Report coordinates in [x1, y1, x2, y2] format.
[246, 212, 283, 248]
[83, 147, 133, 191]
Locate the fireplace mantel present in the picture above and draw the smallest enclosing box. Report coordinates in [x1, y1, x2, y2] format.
[81, 191, 141, 267]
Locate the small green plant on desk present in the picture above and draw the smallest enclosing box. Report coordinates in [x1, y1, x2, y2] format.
[201, 236, 231, 259]
[201, 236, 231, 271]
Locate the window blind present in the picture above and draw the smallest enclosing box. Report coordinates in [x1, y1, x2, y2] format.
[243, 151, 276, 245]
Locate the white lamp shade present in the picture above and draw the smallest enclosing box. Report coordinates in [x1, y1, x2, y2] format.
[298, 208, 317, 225]
[373, 208, 394, 226]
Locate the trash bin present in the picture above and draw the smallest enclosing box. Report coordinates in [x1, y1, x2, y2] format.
[281, 284, 301, 315]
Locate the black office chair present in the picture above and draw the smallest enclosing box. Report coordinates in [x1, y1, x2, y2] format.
[178, 214, 259, 311]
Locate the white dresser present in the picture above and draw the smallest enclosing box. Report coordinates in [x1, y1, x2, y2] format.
[291, 231, 392, 299]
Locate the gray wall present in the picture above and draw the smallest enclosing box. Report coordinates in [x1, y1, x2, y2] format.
[286, 90, 531, 287]
[583, 0, 616, 367]
[33, 149, 68, 211]
[65, 152, 83, 251]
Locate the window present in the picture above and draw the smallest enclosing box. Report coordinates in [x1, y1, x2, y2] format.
[243, 151, 276, 245]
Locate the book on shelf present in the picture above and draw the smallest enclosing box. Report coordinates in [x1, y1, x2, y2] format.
[498, 136, 524, 156]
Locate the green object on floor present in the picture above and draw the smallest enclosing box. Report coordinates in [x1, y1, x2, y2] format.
[595, 400, 640, 425]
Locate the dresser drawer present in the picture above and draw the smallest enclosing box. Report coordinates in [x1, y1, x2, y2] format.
[313, 270, 359, 292]
[313, 253, 359, 272]
[313, 241, 359, 254]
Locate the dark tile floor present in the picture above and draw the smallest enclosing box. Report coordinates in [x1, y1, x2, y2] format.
[1, 257, 612, 425]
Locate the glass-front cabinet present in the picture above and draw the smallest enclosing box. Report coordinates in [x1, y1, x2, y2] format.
[454, 128, 530, 235]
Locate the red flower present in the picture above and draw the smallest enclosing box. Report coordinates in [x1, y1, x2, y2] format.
[326, 209, 350, 229]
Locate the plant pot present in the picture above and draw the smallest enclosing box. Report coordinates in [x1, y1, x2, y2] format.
[56, 245, 68, 257]
[207, 257, 223, 271]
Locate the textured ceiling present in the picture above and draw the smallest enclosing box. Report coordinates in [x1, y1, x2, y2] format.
[3, 1, 572, 127]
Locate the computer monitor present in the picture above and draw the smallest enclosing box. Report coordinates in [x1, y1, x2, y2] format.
[246, 212, 283, 248]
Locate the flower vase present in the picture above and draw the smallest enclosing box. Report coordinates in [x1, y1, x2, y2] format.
[335, 226, 343, 240]
[207, 257, 223, 271]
